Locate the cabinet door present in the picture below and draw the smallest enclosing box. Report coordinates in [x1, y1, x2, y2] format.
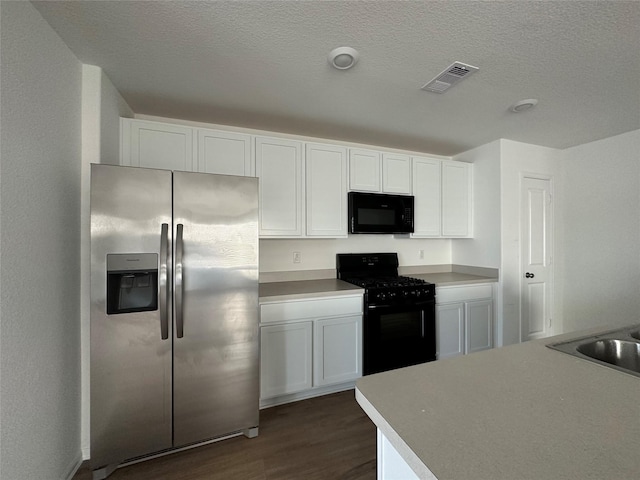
[314, 315, 362, 386]
[197, 129, 253, 176]
[260, 322, 313, 399]
[255, 136, 304, 237]
[122, 119, 195, 171]
[436, 303, 465, 359]
[306, 143, 347, 237]
[411, 156, 442, 237]
[382, 153, 411, 194]
[442, 160, 471, 237]
[465, 299, 493, 354]
[349, 149, 381, 192]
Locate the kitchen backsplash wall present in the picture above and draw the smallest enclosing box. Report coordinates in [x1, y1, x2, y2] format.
[260, 237, 451, 272]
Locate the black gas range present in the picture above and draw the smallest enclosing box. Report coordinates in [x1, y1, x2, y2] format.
[337, 253, 436, 375]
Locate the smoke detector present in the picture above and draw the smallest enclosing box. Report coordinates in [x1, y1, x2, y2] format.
[328, 47, 359, 70]
[510, 99, 538, 113]
[421, 62, 479, 93]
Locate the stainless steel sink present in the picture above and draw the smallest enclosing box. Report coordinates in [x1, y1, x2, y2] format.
[576, 339, 640, 373]
[547, 324, 640, 378]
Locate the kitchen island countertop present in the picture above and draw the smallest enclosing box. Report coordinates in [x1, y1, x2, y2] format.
[356, 325, 640, 480]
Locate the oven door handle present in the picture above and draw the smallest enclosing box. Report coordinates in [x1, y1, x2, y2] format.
[421, 310, 425, 338]
[368, 301, 434, 310]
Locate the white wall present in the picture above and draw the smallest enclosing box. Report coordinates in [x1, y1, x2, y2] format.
[451, 139, 562, 346]
[80, 66, 133, 457]
[260, 237, 451, 272]
[452, 140, 501, 268]
[0, 2, 83, 479]
[561, 129, 640, 332]
[451, 141, 503, 345]
[500, 140, 561, 344]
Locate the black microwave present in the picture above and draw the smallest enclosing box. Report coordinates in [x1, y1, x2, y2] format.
[348, 192, 414, 234]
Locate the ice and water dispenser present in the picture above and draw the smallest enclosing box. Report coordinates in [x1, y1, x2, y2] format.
[106, 253, 158, 315]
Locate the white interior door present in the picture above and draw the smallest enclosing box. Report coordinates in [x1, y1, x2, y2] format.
[520, 176, 553, 341]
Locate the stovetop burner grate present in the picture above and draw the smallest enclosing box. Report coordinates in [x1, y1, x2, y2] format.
[342, 275, 428, 289]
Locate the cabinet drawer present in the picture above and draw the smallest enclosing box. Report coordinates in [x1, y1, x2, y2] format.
[436, 284, 493, 303]
[260, 295, 363, 324]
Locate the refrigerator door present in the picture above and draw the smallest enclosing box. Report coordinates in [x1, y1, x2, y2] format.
[172, 171, 259, 447]
[90, 165, 173, 468]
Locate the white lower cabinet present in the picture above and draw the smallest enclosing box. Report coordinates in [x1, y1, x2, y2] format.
[314, 315, 361, 386]
[259, 295, 362, 406]
[465, 298, 493, 354]
[435, 302, 465, 359]
[260, 322, 313, 398]
[436, 284, 494, 360]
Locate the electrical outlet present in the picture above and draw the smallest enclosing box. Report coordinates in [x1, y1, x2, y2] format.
[419, 249, 425, 260]
[293, 252, 301, 263]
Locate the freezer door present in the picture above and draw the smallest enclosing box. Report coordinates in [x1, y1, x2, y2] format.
[172, 171, 259, 447]
[90, 165, 173, 468]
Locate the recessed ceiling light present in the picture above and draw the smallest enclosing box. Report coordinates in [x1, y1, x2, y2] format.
[510, 99, 538, 113]
[328, 47, 359, 70]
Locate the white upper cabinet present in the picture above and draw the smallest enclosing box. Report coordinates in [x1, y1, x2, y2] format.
[120, 117, 472, 239]
[121, 118, 195, 171]
[442, 160, 472, 237]
[348, 150, 411, 194]
[382, 153, 412, 194]
[197, 129, 254, 176]
[255, 136, 304, 237]
[122, 119, 254, 177]
[411, 156, 442, 237]
[349, 149, 381, 192]
[306, 143, 348, 237]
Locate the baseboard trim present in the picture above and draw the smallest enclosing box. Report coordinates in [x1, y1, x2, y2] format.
[259, 381, 356, 409]
[64, 452, 85, 480]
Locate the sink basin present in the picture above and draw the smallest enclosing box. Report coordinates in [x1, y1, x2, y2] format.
[547, 324, 640, 378]
[576, 339, 640, 373]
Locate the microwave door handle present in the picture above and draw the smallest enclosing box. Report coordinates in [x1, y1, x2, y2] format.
[175, 223, 185, 338]
[159, 223, 169, 340]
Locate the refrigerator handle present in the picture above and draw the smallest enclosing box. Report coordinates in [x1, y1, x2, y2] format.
[159, 223, 169, 340]
[175, 223, 184, 338]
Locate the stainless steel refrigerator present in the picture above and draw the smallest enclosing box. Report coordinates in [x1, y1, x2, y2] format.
[90, 164, 259, 478]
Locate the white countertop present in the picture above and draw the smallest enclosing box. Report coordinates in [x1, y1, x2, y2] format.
[259, 278, 363, 303]
[259, 270, 497, 303]
[355, 326, 640, 480]
[410, 271, 498, 286]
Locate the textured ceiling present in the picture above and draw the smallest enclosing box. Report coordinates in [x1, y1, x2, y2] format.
[32, 1, 640, 156]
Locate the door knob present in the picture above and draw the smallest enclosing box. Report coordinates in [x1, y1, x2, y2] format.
[525, 272, 535, 278]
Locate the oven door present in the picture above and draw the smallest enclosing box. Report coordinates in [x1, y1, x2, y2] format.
[364, 300, 436, 375]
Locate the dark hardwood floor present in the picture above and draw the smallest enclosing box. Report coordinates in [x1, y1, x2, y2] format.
[74, 390, 376, 480]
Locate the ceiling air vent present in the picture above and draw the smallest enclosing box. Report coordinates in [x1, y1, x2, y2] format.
[421, 62, 479, 93]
